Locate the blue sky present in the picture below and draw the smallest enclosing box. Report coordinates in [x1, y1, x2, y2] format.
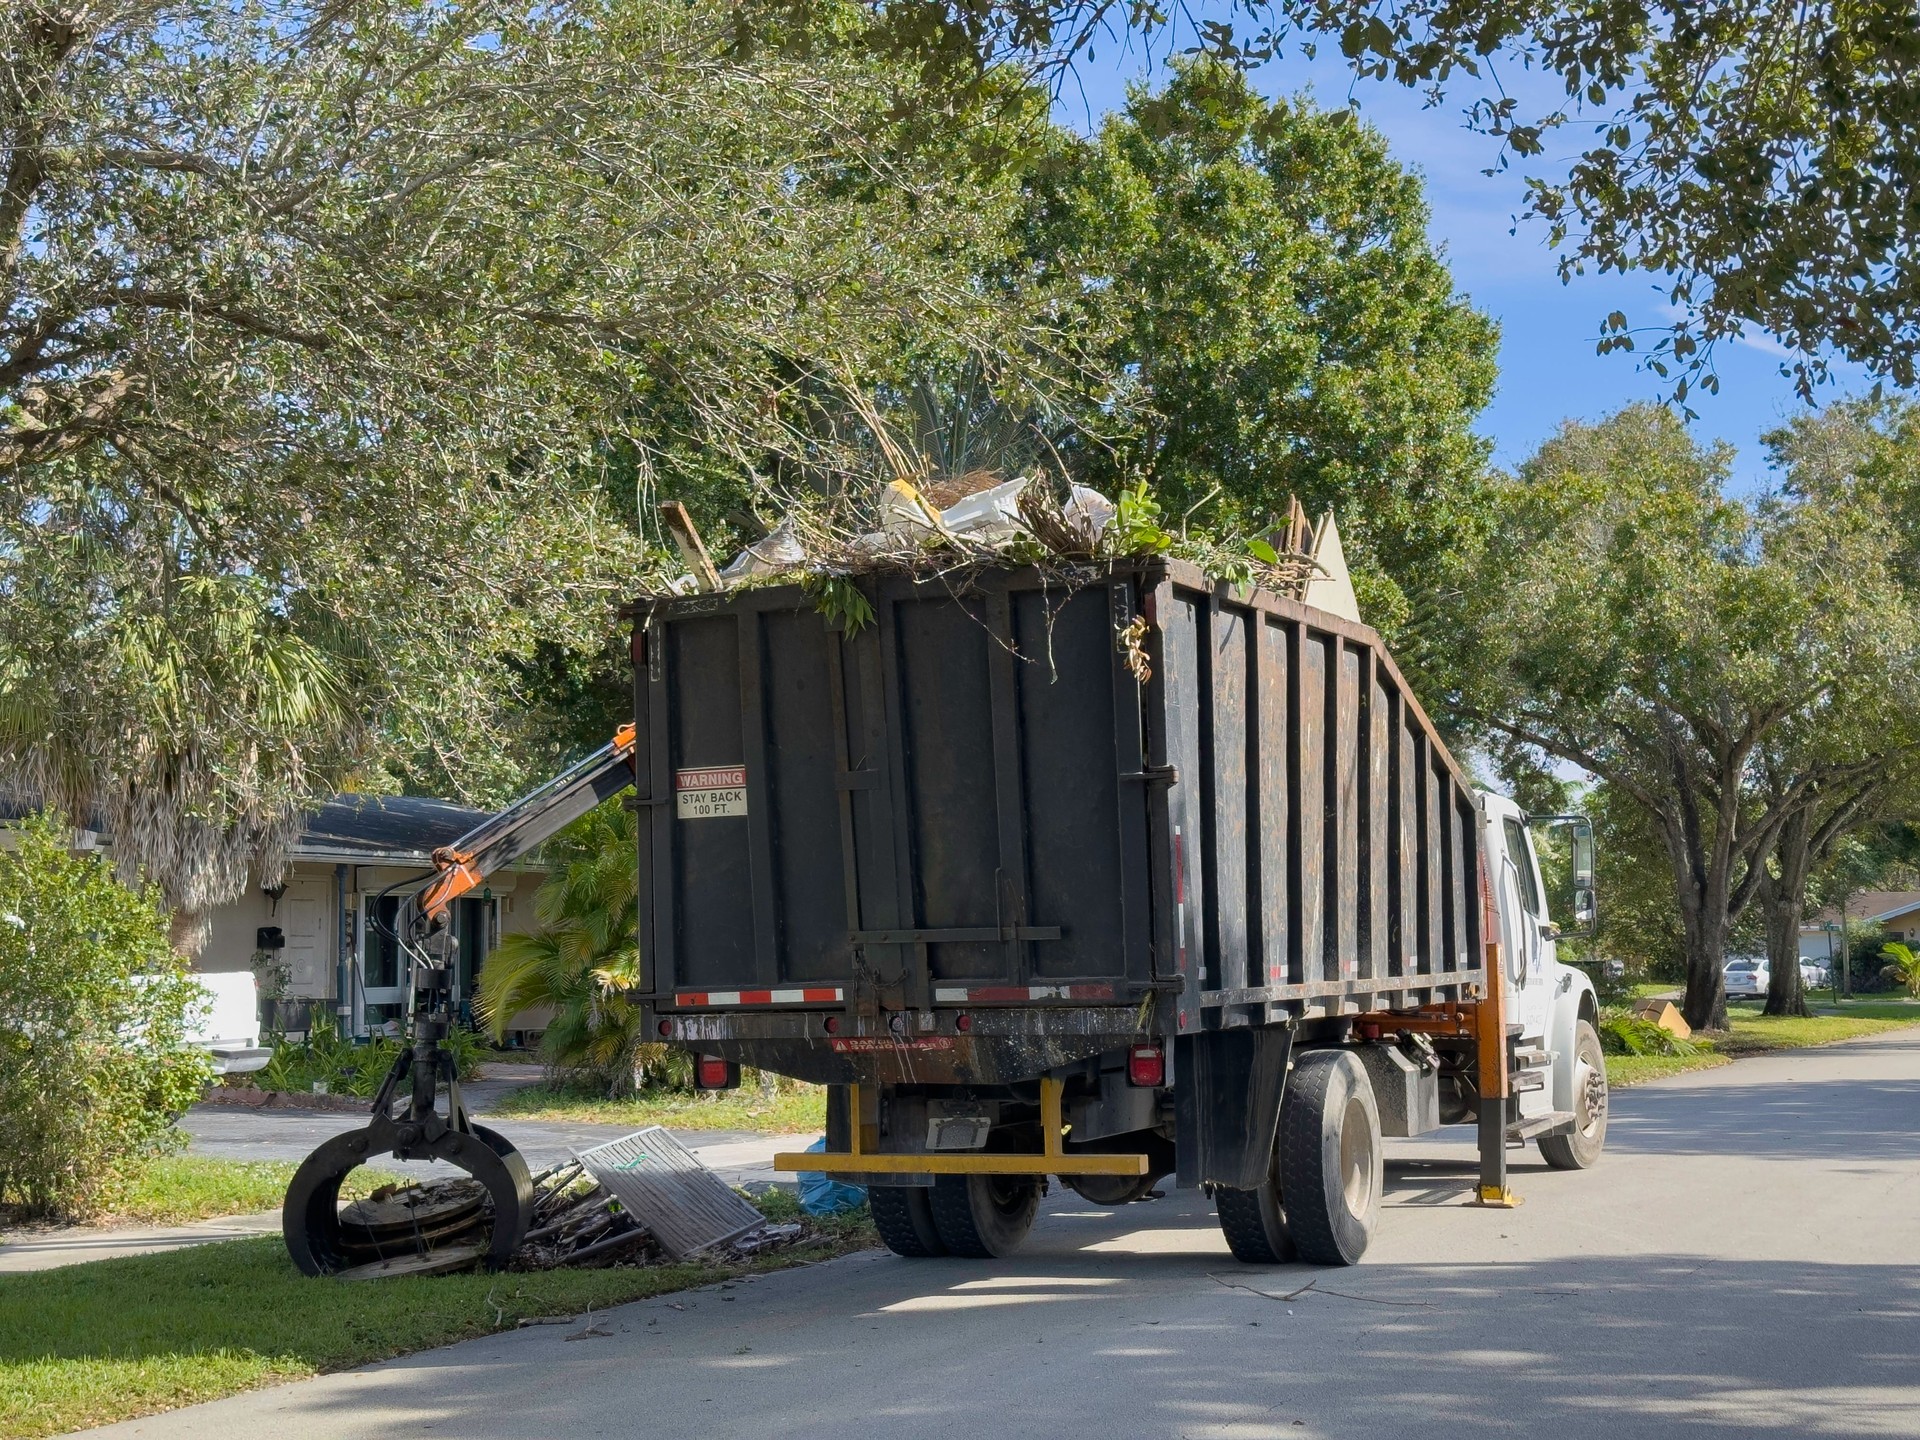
[1056, 43, 1870, 492]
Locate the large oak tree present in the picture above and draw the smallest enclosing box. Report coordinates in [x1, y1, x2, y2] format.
[1, 0, 1050, 947]
[1453, 405, 1920, 1029]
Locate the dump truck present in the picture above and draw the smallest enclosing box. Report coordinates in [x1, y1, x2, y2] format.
[631, 557, 1604, 1265]
[281, 553, 1603, 1272]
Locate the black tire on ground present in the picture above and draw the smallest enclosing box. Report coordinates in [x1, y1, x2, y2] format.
[1214, 1143, 1295, 1264]
[929, 1173, 1041, 1258]
[1065, 1173, 1160, 1206]
[868, 1184, 947, 1258]
[1278, 1048, 1382, 1267]
[1539, 1018, 1609, 1171]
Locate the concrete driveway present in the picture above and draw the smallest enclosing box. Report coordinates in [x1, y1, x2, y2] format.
[85, 1031, 1920, 1439]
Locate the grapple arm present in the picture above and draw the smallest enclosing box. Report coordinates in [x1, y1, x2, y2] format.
[409, 722, 639, 937]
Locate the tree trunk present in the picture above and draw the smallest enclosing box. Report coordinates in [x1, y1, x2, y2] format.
[1760, 810, 1813, 1017]
[1664, 822, 1732, 1031]
[167, 906, 212, 958]
[1677, 905, 1731, 1031]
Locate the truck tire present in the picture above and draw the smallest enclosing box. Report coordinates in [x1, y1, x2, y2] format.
[1539, 1019, 1608, 1170]
[1279, 1048, 1381, 1266]
[869, 1184, 947, 1258]
[1214, 1149, 1295, 1264]
[929, 1173, 1040, 1258]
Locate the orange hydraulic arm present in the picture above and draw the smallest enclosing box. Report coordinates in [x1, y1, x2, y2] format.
[408, 723, 638, 937]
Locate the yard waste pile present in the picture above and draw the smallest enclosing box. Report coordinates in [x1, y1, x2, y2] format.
[316, 1127, 801, 1281]
[657, 473, 1362, 624]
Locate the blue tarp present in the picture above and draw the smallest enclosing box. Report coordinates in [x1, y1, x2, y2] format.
[796, 1136, 867, 1216]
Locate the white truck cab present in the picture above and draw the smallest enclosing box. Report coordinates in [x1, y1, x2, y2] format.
[1479, 792, 1607, 1168]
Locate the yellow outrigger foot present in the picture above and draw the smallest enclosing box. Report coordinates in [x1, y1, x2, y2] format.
[1474, 1185, 1524, 1209]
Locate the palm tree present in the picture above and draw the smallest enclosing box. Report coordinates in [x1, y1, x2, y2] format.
[476, 797, 663, 1095]
[0, 567, 361, 954]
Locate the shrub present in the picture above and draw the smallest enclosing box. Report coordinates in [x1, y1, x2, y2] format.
[258, 1011, 483, 1097]
[0, 818, 212, 1218]
[1597, 1008, 1705, 1058]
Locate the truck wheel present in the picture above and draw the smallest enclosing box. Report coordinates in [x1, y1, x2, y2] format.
[1214, 1148, 1295, 1264]
[869, 1184, 947, 1258]
[929, 1173, 1040, 1258]
[1539, 1019, 1608, 1170]
[1278, 1048, 1382, 1266]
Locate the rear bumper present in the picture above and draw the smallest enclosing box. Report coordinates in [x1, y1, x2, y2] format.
[776, 1150, 1147, 1177]
[774, 1076, 1149, 1178]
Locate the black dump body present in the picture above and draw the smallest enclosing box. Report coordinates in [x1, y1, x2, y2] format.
[629, 558, 1484, 1087]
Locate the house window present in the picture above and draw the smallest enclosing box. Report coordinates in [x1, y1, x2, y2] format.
[365, 894, 403, 991]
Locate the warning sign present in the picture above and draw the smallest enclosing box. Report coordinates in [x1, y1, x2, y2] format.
[675, 766, 748, 819]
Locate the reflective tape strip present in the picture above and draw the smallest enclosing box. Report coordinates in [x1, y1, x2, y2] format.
[673, 988, 843, 1006]
[931, 984, 1117, 1003]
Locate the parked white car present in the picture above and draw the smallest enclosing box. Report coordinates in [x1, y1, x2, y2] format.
[188, 971, 273, 1075]
[1800, 959, 1832, 989]
[1723, 958, 1768, 998]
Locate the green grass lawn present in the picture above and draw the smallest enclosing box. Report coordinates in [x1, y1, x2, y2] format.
[0, 1200, 873, 1439]
[1606, 1001, 1920, 1087]
[2, 1158, 405, 1240]
[1717, 1003, 1920, 1055]
[485, 1080, 828, 1134]
[1605, 1052, 1732, 1087]
[110, 1158, 406, 1228]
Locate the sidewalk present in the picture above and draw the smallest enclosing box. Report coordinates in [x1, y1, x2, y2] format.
[0, 1211, 283, 1274]
[0, 1129, 808, 1275]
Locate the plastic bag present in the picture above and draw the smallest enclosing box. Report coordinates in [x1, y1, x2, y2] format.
[719, 515, 807, 582]
[796, 1135, 868, 1216]
[1062, 484, 1116, 549]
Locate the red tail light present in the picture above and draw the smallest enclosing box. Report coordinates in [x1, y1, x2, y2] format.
[1127, 1045, 1165, 1088]
[695, 1055, 740, 1091]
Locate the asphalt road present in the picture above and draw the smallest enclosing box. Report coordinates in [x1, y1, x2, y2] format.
[89, 1031, 1920, 1439]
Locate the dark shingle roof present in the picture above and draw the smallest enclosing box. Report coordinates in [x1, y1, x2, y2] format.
[1, 788, 498, 864]
[294, 794, 493, 861]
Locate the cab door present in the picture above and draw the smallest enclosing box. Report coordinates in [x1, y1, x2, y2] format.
[1482, 795, 1554, 1044]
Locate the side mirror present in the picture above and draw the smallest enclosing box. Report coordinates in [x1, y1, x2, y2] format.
[1531, 814, 1597, 939]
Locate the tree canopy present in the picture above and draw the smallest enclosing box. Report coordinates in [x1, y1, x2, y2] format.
[1456, 404, 1920, 1028]
[1, 0, 1051, 943]
[824, 0, 1920, 401]
[1022, 60, 1497, 634]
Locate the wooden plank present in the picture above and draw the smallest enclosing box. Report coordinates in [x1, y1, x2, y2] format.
[658, 500, 721, 593]
[985, 588, 1034, 984]
[1209, 597, 1250, 995]
[1109, 580, 1155, 988]
[873, 593, 921, 1013]
[647, 616, 677, 998]
[1366, 655, 1391, 982]
[1336, 639, 1360, 983]
[823, 629, 864, 943]
[736, 611, 779, 986]
[1255, 614, 1289, 986]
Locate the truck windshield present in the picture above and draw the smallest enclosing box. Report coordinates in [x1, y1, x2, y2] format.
[1503, 817, 1542, 917]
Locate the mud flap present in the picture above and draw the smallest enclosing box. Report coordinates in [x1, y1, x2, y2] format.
[1174, 1026, 1292, 1189]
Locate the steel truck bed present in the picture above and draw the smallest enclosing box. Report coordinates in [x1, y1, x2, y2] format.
[628, 556, 1485, 1084]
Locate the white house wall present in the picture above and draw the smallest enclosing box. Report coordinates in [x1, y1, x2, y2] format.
[198, 866, 335, 995]
[193, 860, 546, 1006]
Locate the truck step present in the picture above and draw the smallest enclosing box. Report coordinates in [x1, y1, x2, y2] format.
[1511, 1045, 1555, 1069]
[1506, 1111, 1577, 1142]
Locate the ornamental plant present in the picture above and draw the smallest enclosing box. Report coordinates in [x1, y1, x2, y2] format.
[0, 818, 211, 1218]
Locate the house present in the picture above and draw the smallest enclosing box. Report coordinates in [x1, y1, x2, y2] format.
[5, 793, 547, 1041]
[1799, 890, 1920, 964]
